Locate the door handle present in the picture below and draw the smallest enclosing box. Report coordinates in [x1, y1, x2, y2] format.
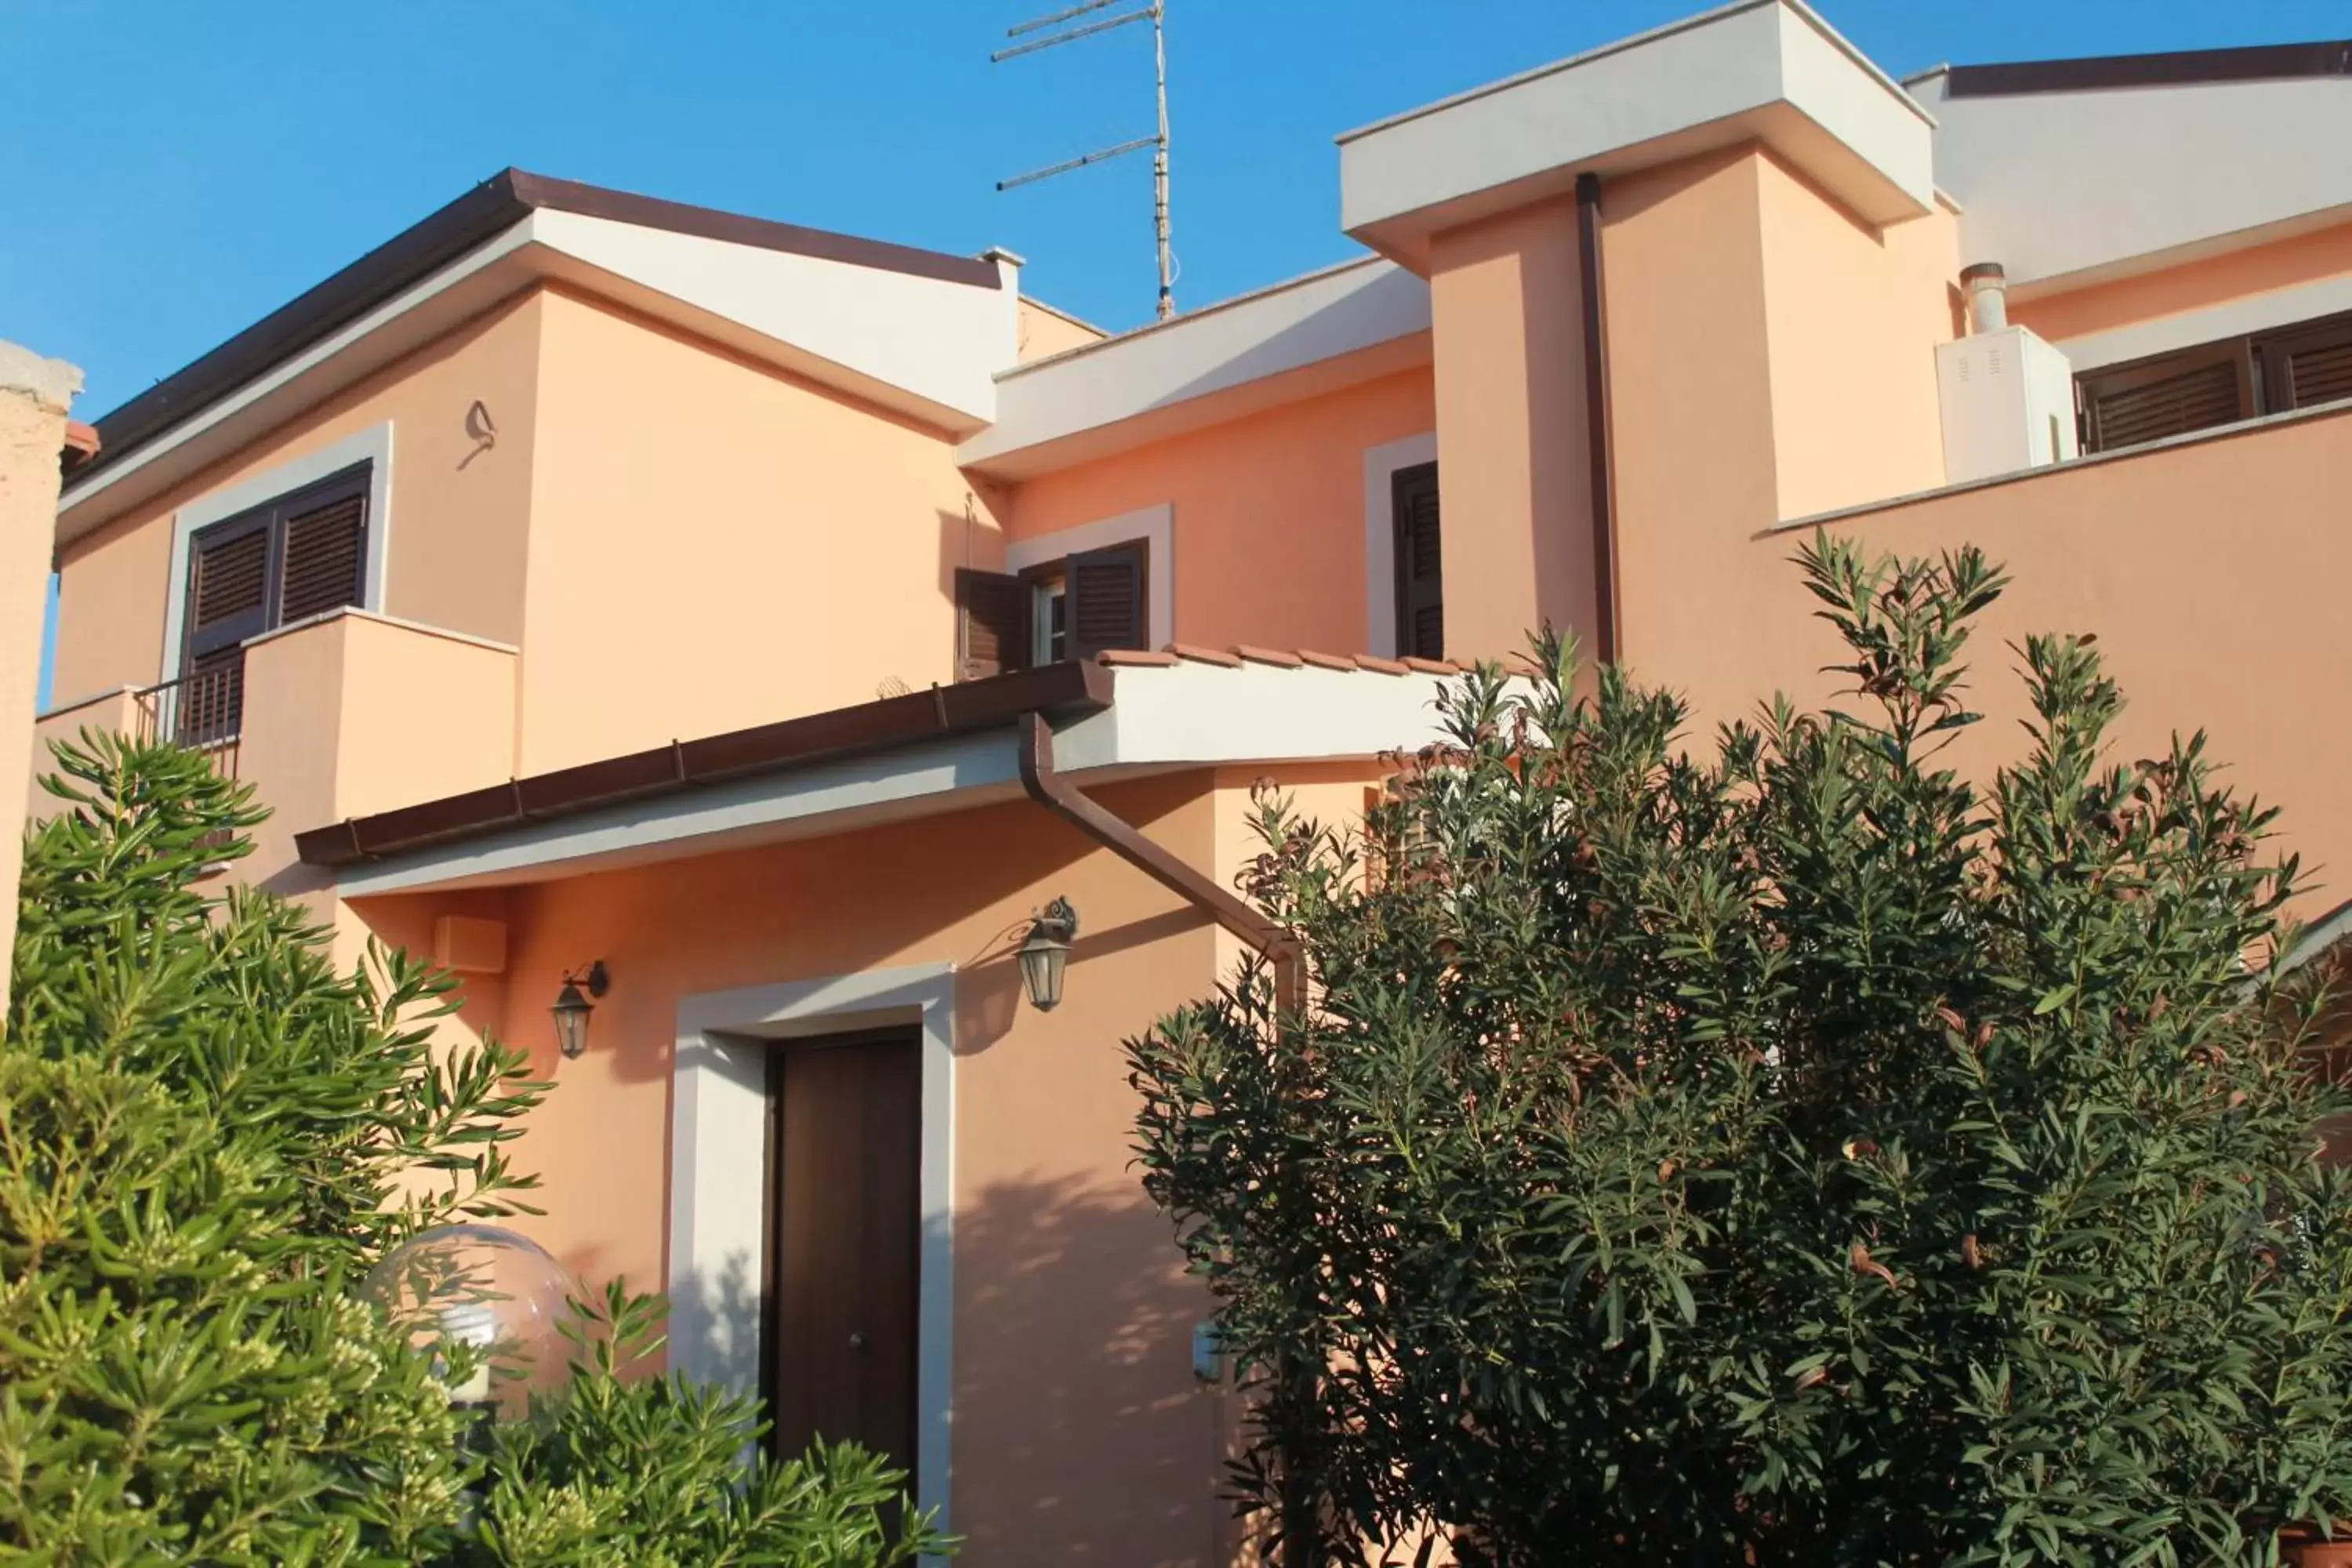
[848, 1331, 869, 1351]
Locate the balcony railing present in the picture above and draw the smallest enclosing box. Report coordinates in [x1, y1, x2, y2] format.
[135, 658, 243, 781]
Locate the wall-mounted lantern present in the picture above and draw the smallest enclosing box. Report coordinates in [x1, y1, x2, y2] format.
[1017, 898, 1078, 1013]
[550, 961, 608, 1059]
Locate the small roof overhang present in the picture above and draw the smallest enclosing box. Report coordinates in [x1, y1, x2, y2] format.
[956, 256, 1431, 480]
[314, 647, 1487, 899]
[1338, 0, 1935, 270]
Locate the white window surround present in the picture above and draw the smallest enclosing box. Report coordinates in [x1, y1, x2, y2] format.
[2053, 272, 2352, 376]
[1004, 503, 1174, 650]
[1362, 432, 1436, 659]
[156, 423, 394, 684]
[670, 963, 956, 1543]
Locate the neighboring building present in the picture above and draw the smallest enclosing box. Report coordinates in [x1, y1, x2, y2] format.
[0, 342, 90, 1004]
[32, 5, 2352, 1560]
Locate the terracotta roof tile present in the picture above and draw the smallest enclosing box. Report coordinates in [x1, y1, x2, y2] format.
[1163, 642, 1244, 667]
[1098, 645, 1490, 677]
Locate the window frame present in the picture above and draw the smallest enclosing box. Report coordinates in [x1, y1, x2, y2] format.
[179, 460, 373, 670]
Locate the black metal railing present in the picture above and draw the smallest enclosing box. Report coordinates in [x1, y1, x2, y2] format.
[136, 657, 243, 782]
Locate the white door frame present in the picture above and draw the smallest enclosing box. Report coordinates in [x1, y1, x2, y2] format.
[670, 962, 956, 1534]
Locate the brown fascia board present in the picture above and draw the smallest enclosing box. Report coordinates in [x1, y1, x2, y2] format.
[1944, 39, 2352, 98]
[294, 659, 1113, 871]
[72, 168, 1001, 489]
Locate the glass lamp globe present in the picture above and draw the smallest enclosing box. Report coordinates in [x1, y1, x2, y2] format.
[361, 1223, 580, 1414]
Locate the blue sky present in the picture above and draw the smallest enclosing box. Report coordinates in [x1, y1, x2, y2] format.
[7, 0, 2346, 699]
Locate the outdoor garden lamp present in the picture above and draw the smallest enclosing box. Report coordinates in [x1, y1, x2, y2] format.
[550, 961, 608, 1059]
[1018, 898, 1078, 1013]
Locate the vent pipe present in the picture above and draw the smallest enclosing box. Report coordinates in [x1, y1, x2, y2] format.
[1962, 262, 2009, 333]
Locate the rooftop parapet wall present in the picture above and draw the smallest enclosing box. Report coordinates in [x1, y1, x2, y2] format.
[1340, 0, 1933, 270]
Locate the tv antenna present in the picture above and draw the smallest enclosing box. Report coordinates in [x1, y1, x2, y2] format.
[993, 0, 1176, 321]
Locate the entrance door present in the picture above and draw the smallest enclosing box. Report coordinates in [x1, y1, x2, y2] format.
[764, 1029, 921, 1475]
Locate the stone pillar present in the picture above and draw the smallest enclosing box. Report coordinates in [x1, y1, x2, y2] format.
[0, 341, 82, 1010]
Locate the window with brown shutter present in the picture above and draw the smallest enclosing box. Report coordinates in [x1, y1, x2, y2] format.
[2076, 306, 2352, 456]
[1066, 543, 1147, 659]
[1391, 461, 1443, 662]
[2078, 343, 2252, 454]
[953, 537, 1152, 678]
[2259, 315, 2352, 414]
[955, 568, 1029, 679]
[175, 463, 371, 742]
[278, 491, 367, 622]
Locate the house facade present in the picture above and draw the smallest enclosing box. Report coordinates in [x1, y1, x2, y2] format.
[32, 5, 2352, 1560]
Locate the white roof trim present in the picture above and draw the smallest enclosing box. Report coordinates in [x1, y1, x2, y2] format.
[1338, 0, 1929, 145]
[958, 257, 1431, 477]
[1339, 0, 1935, 267]
[57, 222, 536, 537]
[59, 211, 1017, 546]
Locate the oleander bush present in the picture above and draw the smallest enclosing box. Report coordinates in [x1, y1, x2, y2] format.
[1130, 535, 2352, 1566]
[1, 735, 948, 1566]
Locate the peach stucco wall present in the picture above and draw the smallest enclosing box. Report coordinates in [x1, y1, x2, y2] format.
[1016, 297, 1105, 364]
[2013, 218, 2352, 346]
[1000, 366, 1436, 655]
[347, 770, 1300, 1568]
[516, 287, 996, 775]
[51, 292, 544, 704]
[1755, 154, 1955, 521]
[1602, 147, 1783, 682]
[1427, 197, 1599, 662]
[238, 610, 517, 897]
[1628, 405, 2352, 925]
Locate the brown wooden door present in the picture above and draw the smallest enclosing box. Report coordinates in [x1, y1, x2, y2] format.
[764, 1030, 921, 1476]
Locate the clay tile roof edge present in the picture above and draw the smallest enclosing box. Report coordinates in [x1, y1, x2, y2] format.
[1231, 644, 1305, 667]
[1162, 641, 1245, 668]
[1352, 654, 1412, 675]
[1095, 648, 1180, 666]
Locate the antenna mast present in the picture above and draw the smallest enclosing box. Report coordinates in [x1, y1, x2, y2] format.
[994, 0, 1176, 321]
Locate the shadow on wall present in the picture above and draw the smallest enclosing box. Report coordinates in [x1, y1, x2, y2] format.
[956, 904, 1213, 1062]
[671, 1168, 1233, 1567]
[669, 1248, 765, 1398]
[949, 1171, 1232, 1568]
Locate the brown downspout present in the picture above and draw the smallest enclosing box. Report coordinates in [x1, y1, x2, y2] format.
[1575, 170, 1621, 664]
[1017, 710, 1319, 1568]
[1015, 712, 1302, 1019]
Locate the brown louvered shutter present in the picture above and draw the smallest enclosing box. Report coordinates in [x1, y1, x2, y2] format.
[955, 569, 1030, 679]
[180, 517, 272, 746]
[2259, 316, 2352, 414]
[1392, 461, 1443, 661]
[188, 521, 270, 653]
[2079, 343, 2253, 453]
[278, 490, 367, 622]
[1067, 543, 1147, 659]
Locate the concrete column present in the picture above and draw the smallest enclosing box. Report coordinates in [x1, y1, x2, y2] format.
[0, 341, 82, 1010]
[1426, 195, 1601, 665]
